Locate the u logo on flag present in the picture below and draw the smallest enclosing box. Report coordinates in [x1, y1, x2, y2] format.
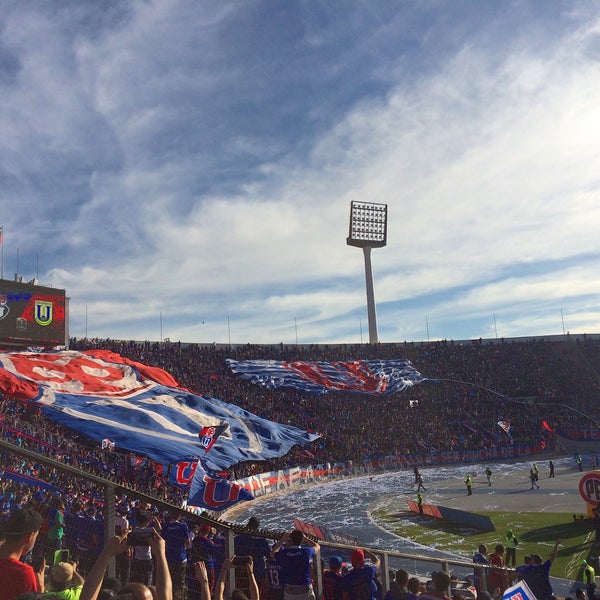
[34, 301, 53, 326]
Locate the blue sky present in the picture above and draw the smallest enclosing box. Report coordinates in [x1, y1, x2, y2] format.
[3, 1, 600, 345]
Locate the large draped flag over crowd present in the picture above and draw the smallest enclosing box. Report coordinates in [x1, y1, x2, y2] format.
[226, 358, 425, 395]
[0, 349, 320, 471]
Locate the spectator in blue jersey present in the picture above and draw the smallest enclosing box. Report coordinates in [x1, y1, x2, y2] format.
[234, 517, 271, 591]
[271, 529, 320, 600]
[161, 512, 192, 600]
[265, 551, 284, 600]
[515, 540, 561, 600]
[322, 556, 344, 600]
[77, 505, 103, 577]
[341, 548, 381, 600]
[472, 544, 489, 594]
[188, 524, 217, 600]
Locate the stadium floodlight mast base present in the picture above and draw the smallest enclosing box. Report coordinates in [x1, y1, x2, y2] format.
[346, 201, 388, 345]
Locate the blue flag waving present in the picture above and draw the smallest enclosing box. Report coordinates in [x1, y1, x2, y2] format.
[187, 460, 254, 511]
[0, 350, 319, 469]
[226, 358, 425, 395]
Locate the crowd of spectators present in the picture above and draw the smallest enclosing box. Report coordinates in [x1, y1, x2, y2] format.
[68, 335, 600, 465]
[1, 335, 599, 494]
[2, 335, 600, 600]
[2, 335, 600, 486]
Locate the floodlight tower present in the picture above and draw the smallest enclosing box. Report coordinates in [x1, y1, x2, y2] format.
[346, 201, 388, 344]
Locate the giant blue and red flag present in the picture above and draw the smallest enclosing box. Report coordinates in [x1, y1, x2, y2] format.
[0, 350, 319, 469]
[226, 358, 425, 395]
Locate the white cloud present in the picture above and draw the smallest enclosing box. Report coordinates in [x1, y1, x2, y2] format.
[3, 2, 600, 344]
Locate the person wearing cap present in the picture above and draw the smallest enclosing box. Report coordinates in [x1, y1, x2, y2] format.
[0, 507, 46, 600]
[515, 539, 561, 600]
[340, 547, 380, 600]
[45, 561, 85, 600]
[580, 559, 596, 600]
[271, 529, 320, 600]
[322, 556, 343, 600]
[418, 571, 452, 600]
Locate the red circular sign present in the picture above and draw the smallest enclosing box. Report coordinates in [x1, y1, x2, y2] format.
[579, 472, 600, 505]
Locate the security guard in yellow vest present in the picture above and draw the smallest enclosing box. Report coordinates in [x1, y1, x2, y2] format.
[505, 528, 518, 567]
[581, 559, 596, 600]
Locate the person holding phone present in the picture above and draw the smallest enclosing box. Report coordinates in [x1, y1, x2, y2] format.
[80, 528, 172, 600]
[214, 556, 259, 600]
[129, 514, 156, 587]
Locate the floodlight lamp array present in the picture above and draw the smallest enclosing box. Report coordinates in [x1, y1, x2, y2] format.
[346, 201, 388, 248]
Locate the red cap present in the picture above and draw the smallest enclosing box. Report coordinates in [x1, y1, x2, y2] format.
[351, 548, 365, 568]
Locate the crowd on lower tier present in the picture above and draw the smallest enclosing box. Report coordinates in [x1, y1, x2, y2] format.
[0, 502, 595, 600]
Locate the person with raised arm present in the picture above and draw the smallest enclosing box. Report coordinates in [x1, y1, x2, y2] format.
[80, 528, 172, 600]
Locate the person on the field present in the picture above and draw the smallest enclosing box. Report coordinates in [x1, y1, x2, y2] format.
[465, 474, 473, 496]
[505, 529, 519, 568]
[485, 467, 492, 487]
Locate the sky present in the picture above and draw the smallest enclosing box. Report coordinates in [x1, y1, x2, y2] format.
[3, 1, 600, 346]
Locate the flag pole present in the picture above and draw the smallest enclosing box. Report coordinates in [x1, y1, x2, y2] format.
[0, 225, 3, 280]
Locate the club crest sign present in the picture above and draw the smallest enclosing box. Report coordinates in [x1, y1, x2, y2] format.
[579, 472, 600, 506]
[34, 300, 53, 326]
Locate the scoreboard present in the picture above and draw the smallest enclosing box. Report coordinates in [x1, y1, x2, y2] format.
[0, 279, 67, 347]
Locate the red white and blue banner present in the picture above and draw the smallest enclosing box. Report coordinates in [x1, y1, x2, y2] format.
[226, 358, 425, 395]
[0, 350, 319, 469]
[502, 579, 536, 600]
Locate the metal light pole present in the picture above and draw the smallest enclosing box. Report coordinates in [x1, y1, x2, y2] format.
[346, 201, 388, 344]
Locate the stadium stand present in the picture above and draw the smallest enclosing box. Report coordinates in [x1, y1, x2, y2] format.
[1, 335, 600, 600]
